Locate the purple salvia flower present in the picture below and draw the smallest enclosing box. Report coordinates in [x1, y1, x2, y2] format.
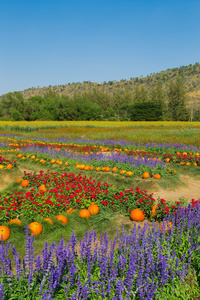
[12, 245, 21, 278]
[0, 282, 5, 300]
[41, 291, 54, 300]
[35, 254, 42, 272]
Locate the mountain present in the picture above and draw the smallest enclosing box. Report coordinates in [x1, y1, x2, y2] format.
[18, 62, 200, 107]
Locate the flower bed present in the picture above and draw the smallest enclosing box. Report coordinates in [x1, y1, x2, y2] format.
[15, 148, 169, 178]
[0, 170, 196, 223]
[0, 156, 17, 170]
[0, 204, 200, 299]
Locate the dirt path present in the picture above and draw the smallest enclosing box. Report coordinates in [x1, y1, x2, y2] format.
[0, 167, 44, 191]
[152, 175, 200, 202]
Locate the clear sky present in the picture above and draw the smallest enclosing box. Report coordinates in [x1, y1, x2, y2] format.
[0, 0, 199, 96]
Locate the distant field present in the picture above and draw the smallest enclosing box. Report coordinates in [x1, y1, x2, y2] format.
[0, 121, 200, 146]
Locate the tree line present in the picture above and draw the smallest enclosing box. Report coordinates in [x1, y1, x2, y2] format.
[0, 76, 199, 121]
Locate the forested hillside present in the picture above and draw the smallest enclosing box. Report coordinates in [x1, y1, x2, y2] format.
[0, 63, 200, 121]
[21, 62, 200, 104]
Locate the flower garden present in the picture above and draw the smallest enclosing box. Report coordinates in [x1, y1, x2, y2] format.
[0, 121, 200, 299]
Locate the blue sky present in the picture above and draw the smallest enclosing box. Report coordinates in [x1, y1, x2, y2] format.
[0, 0, 199, 95]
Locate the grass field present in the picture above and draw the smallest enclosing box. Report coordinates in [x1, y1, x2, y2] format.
[0, 121, 200, 145]
[0, 121, 200, 299]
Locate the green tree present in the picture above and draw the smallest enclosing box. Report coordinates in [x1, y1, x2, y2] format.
[118, 103, 133, 121]
[24, 96, 45, 120]
[156, 82, 165, 106]
[149, 86, 157, 103]
[1, 92, 25, 117]
[133, 85, 148, 103]
[193, 107, 200, 121]
[140, 85, 148, 102]
[133, 85, 140, 102]
[11, 109, 24, 121]
[155, 82, 166, 120]
[130, 102, 163, 121]
[167, 76, 189, 121]
[113, 91, 125, 109]
[124, 87, 132, 103]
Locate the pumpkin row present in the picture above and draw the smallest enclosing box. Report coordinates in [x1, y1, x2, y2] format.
[1, 206, 172, 241]
[0, 204, 99, 241]
[16, 153, 163, 179]
[76, 164, 162, 179]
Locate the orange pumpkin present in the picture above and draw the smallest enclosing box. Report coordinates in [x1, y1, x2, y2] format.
[6, 164, 13, 169]
[101, 167, 106, 172]
[153, 174, 161, 179]
[105, 167, 110, 172]
[176, 152, 180, 156]
[17, 153, 23, 158]
[182, 152, 187, 156]
[89, 166, 94, 170]
[79, 209, 91, 219]
[112, 167, 118, 173]
[159, 221, 172, 233]
[29, 222, 43, 236]
[39, 184, 47, 192]
[8, 218, 22, 225]
[55, 215, 68, 225]
[43, 218, 53, 225]
[180, 162, 185, 166]
[142, 172, 150, 179]
[193, 163, 198, 167]
[185, 162, 191, 167]
[151, 205, 157, 217]
[17, 178, 22, 183]
[88, 204, 99, 215]
[195, 153, 199, 157]
[0, 165, 4, 169]
[51, 159, 56, 164]
[0, 226, 10, 241]
[66, 208, 76, 214]
[84, 166, 90, 171]
[165, 158, 170, 163]
[21, 179, 29, 188]
[96, 167, 101, 172]
[120, 170, 127, 175]
[65, 162, 68, 166]
[130, 208, 145, 222]
[126, 171, 133, 177]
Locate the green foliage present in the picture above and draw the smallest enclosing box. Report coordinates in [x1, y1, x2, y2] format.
[130, 102, 163, 121]
[11, 109, 24, 121]
[1, 62, 200, 121]
[167, 76, 190, 121]
[193, 108, 200, 121]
